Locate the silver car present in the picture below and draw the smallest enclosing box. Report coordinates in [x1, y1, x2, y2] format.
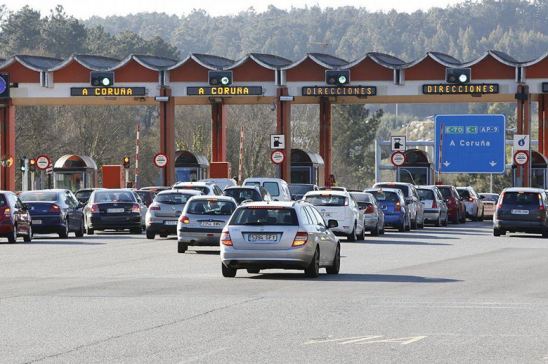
[145, 189, 201, 239]
[177, 195, 237, 253]
[349, 192, 385, 236]
[417, 186, 448, 226]
[220, 201, 340, 278]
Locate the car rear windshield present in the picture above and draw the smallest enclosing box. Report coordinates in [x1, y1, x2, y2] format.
[155, 193, 193, 204]
[457, 189, 471, 199]
[75, 190, 92, 201]
[230, 207, 298, 225]
[377, 183, 410, 196]
[289, 184, 314, 195]
[263, 182, 280, 197]
[224, 189, 261, 203]
[93, 191, 136, 203]
[174, 185, 209, 194]
[438, 187, 452, 199]
[417, 189, 435, 200]
[186, 200, 236, 215]
[20, 192, 58, 202]
[502, 192, 541, 206]
[368, 191, 400, 203]
[349, 193, 372, 203]
[304, 194, 347, 206]
[480, 194, 499, 202]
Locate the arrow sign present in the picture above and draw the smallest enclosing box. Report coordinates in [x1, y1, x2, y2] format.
[489, 161, 497, 167]
[443, 161, 451, 167]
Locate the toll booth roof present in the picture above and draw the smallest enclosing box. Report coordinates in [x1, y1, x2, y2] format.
[53, 154, 98, 171]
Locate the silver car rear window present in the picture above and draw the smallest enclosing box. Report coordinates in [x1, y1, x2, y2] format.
[230, 207, 298, 226]
[156, 193, 193, 204]
[186, 200, 236, 215]
[304, 195, 347, 206]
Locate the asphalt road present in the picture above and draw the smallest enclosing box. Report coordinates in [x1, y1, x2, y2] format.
[1, 221, 548, 363]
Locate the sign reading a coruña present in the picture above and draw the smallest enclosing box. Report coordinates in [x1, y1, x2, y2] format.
[71, 87, 146, 97]
[302, 86, 376, 97]
[422, 83, 499, 95]
[187, 86, 263, 96]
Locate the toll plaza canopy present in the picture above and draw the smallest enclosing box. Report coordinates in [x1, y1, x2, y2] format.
[0, 50, 547, 189]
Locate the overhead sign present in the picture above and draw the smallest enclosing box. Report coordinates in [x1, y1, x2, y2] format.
[153, 153, 168, 168]
[0, 74, 9, 99]
[391, 151, 406, 166]
[513, 151, 529, 165]
[271, 150, 285, 164]
[302, 86, 376, 97]
[270, 134, 285, 149]
[70, 87, 146, 97]
[435, 114, 506, 174]
[35, 155, 51, 170]
[391, 136, 406, 151]
[513, 134, 530, 151]
[186, 86, 263, 96]
[423, 83, 499, 95]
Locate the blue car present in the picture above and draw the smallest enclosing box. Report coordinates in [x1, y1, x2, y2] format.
[364, 188, 410, 232]
[19, 189, 85, 238]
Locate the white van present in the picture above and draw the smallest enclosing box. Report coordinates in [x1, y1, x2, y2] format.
[242, 178, 292, 201]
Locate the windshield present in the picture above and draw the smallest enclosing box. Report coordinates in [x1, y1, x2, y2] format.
[502, 192, 540, 206]
[480, 194, 499, 202]
[438, 187, 452, 199]
[289, 184, 314, 195]
[186, 200, 236, 215]
[245, 181, 280, 196]
[224, 189, 261, 204]
[20, 191, 58, 202]
[75, 190, 92, 202]
[155, 193, 193, 204]
[304, 195, 347, 206]
[174, 185, 208, 194]
[230, 207, 298, 225]
[376, 183, 410, 197]
[417, 189, 435, 200]
[349, 193, 372, 203]
[93, 191, 136, 203]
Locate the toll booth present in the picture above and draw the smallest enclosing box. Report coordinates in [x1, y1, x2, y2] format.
[513, 151, 548, 189]
[53, 154, 97, 191]
[174, 150, 209, 182]
[290, 149, 325, 185]
[397, 149, 433, 185]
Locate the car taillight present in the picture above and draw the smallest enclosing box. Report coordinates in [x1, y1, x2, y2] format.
[292, 232, 308, 247]
[497, 192, 505, 209]
[149, 203, 160, 211]
[3, 207, 10, 216]
[432, 200, 438, 208]
[180, 215, 190, 224]
[49, 204, 61, 213]
[90, 204, 99, 213]
[131, 203, 140, 213]
[364, 205, 375, 214]
[220, 231, 232, 246]
[395, 201, 401, 212]
[468, 197, 474, 202]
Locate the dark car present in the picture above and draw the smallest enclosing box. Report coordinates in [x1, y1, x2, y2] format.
[135, 190, 156, 207]
[288, 184, 319, 200]
[0, 191, 32, 243]
[75, 188, 103, 204]
[84, 189, 142, 234]
[436, 185, 466, 224]
[494, 188, 548, 237]
[19, 189, 85, 238]
[223, 186, 271, 205]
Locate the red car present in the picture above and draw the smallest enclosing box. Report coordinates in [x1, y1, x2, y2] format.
[0, 191, 32, 243]
[436, 185, 466, 224]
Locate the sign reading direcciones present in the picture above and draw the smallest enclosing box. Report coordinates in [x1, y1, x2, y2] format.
[423, 83, 499, 95]
[302, 86, 376, 97]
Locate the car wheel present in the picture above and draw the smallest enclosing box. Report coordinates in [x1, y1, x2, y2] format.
[380, 228, 385, 235]
[326, 244, 340, 275]
[23, 225, 32, 243]
[247, 269, 260, 274]
[178, 242, 187, 253]
[542, 230, 548, 239]
[493, 228, 501, 237]
[346, 225, 357, 242]
[479, 209, 484, 222]
[146, 230, 155, 240]
[451, 212, 459, 224]
[304, 247, 320, 278]
[398, 223, 405, 232]
[75, 219, 84, 238]
[405, 218, 411, 231]
[443, 215, 449, 227]
[222, 263, 237, 278]
[59, 220, 69, 239]
[8, 226, 17, 243]
[357, 223, 365, 240]
[411, 218, 418, 229]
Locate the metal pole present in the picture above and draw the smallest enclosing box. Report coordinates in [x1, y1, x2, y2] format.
[125, 169, 129, 188]
[490, 174, 493, 193]
[238, 126, 244, 184]
[22, 158, 28, 192]
[135, 122, 140, 189]
[30, 171, 35, 191]
[374, 138, 381, 183]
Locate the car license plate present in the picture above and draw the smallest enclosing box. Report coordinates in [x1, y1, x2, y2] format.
[201, 221, 222, 227]
[164, 220, 178, 225]
[107, 208, 125, 213]
[32, 220, 42, 224]
[511, 209, 529, 215]
[249, 233, 277, 242]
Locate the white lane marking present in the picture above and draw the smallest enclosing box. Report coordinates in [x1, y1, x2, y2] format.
[357, 336, 428, 345]
[304, 336, 370, 345]
[305, 335, 427, 346]
[179, 347, 228, 363]
[341, 336, 383, 345]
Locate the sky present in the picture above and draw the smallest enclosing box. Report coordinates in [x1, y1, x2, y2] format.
[2, 0, 467, 19]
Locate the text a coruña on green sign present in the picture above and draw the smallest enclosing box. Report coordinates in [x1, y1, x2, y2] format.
[445, 125, 479, 134]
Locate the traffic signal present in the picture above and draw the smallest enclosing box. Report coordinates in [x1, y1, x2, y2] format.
[29, 158, 36, 172]
[20, 157, 26, 172]
[326, 70, 350, 86]
[91, 71, 114, 87]
[208, 71, 232, 86]
[122, 156, 130, 169]
[446, 68, 471, 84]
[0, 74, 9, 99]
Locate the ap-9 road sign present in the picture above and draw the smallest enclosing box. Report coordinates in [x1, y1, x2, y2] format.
[435, 114, 506, 174]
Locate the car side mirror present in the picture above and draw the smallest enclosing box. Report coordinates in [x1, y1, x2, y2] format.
[327, 219, 338, 229]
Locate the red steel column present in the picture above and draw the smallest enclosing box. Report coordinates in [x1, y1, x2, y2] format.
[159, 87, 175, 186]
[541, 94, 548, 157]
[0, 100, 16, 191]
[319, 97, 332, 186]
[276, 87, 291, 182]
[211, 102, 227, 162]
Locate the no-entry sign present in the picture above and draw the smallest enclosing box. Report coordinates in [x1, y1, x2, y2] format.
[271, 150, 285, 164]
[513, 151, 529, 165]
[391, 151, 406, 167]
[153, 153, 168, 168]
[35, 155, 51, 170]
